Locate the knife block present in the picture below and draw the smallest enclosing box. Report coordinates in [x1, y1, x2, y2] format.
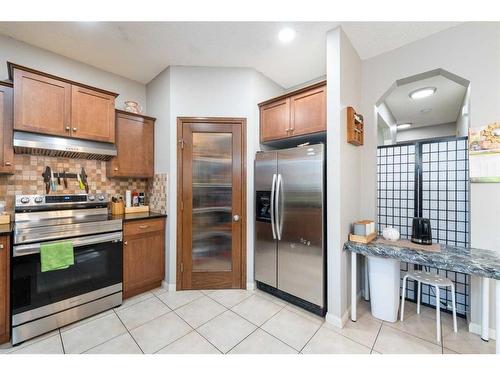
[110, 201, 125, 215]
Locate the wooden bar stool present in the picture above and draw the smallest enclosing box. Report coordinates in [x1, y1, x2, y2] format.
[400, 270, 458, 342]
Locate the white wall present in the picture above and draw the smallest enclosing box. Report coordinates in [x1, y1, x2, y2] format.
[146, 65, 284, 290]
[326, 27, 363, 327]
[396, 122, 457, 143]
[0, 34, 146, 110]
[360, 22, 500, 336]
[456, 84, 471, 137]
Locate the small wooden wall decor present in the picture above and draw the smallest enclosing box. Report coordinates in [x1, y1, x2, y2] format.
[347, 106, 364, 146]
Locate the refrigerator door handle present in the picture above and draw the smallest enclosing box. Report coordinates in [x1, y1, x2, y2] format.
[275, 173, 283, 240]
[270, 173, 277, 240]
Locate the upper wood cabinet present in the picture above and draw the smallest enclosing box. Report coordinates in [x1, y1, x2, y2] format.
[107, 110, 155, 178]
[259, 81, 326, 143]
[13, 68, 71, 137]
[289, 85, 326, 137]
[10, 63, 118, 143]
[0, 82, 14, 174]
[260, 98, 290, 142]
[0, 235, 10, 344]
[71, 85, 115, 143]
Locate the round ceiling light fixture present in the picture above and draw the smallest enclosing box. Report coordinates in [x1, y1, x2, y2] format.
[278, 27, 296, 43]
[409, 87, 437, 100]
[397, 123, 412, 130]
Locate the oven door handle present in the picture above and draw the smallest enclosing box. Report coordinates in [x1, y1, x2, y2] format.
[13, 232, 123, 257]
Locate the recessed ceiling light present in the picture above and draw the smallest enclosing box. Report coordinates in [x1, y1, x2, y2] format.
[409, 87, 437, 100]
[420, 108, 432, 113]
[278, 28, 296, 43]
[397, 123, 412, 129]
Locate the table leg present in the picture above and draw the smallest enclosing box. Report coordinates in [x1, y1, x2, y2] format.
[496, 279, 500, 354]
[364, 256, 370, 301]
[351, 252, 357, 322]
[482, 277, 489, 341]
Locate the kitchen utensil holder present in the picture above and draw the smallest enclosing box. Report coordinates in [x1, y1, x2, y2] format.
[111, 201, 125, 215]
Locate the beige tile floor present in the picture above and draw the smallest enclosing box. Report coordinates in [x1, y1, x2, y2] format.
[0, 288, 496, 354]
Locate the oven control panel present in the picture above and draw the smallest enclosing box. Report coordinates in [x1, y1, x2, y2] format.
[15, 194, 109, 209]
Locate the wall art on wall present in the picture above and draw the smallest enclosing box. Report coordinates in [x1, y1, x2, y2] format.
[469, 122, 500, 182]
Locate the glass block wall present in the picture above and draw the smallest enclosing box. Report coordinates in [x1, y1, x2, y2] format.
[377, 137, 469, 317]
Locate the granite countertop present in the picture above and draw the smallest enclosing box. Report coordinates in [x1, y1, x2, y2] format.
[109, 211, 167, 222]
[344, 239, 500, 280]
[0, 223, 12, 235]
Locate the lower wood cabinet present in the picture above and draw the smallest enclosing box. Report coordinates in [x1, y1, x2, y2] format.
[0, 235, 10, 344]
[123, 218, 165, 299]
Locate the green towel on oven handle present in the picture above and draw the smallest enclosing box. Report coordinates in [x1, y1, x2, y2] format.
[40, 241, 75, 272]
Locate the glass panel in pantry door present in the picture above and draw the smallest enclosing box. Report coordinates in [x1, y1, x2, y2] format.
[191, 132, 233, 272]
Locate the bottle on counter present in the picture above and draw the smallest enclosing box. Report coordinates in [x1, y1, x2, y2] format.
[132, 190, 139, 207]
[139, 192, 145, 206]
[125, 190, 132, 208]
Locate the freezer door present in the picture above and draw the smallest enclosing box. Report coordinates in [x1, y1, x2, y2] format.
[254, 151, 278, 287]
[277, 144, 324, 307]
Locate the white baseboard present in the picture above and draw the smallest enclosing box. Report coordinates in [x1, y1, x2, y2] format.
[468, 322, 497, 341]
[325, 291, 363, 329]
[161, 281, 176, 291]
[246, 282, 255, 291]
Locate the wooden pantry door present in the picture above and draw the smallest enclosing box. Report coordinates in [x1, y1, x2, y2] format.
[177, 117, 246, 290]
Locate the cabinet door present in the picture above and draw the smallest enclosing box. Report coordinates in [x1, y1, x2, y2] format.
[0, 236, 9, 344]
[290, 85, 326, 137]
[108, 113, 154, 177]
[260, 98, 290, 142]
[0, 84, 14, 174]
[13, 68, 71, 137]
[71, 85, 115, 143]
[123, 230, 165, 298]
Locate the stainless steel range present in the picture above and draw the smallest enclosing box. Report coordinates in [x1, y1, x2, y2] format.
[11, 194, 123, 345]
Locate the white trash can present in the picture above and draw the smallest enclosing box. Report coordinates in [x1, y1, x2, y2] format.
[367, 256, 401, 322]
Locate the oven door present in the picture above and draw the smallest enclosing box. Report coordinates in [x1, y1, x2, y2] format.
[12, 231, 123, 321]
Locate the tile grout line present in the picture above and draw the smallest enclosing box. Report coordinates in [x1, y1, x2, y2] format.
[381, 319, 447, 349]
[298, 320, 324, 354]
[112, 309, 145, 354]
[371, 321, 383, 353]
[58, 329, 66, 354]
[230, 302, 300, 353]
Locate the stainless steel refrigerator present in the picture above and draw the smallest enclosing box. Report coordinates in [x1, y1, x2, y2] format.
[254, 144, 325, 315]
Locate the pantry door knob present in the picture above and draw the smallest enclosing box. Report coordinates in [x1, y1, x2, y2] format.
[233, 214, 240, 222]
[124, 241, 128, 246]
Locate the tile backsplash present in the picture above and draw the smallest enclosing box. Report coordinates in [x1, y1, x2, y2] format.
[0, 154, 152, 211]
[147, 173, 168, 214]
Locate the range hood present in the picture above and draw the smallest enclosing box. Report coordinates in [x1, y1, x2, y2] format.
[13, 131, 117, 161]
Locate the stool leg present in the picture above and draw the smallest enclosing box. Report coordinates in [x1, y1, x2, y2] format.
[451, 283, 458, 333]
[435, 286, 441, 342]
[417, 281, 421, 314]
[401, 275, 408, 321]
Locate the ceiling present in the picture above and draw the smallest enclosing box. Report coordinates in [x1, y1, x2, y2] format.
[0, 22, 460, 88]
[384, 74, 467, 128]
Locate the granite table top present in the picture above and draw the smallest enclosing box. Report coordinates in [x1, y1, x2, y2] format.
[344, 238, 500, 280]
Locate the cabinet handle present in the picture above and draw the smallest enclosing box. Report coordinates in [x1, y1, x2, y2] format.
[124, 241, 128, 246]
[114, 168, 119, 171]
[72, 128, 77, 132]
[0, 244, 4, 250]
[139, 225, 149, 229]
[66, 126, 70, 131]
[5, 162, 12, 166]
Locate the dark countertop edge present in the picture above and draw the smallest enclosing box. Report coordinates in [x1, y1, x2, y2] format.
[344, 240, 500, 281]
[109, 211, 167, 222]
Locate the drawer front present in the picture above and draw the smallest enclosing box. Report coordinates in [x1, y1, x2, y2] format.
[124, 218, 165, 237]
